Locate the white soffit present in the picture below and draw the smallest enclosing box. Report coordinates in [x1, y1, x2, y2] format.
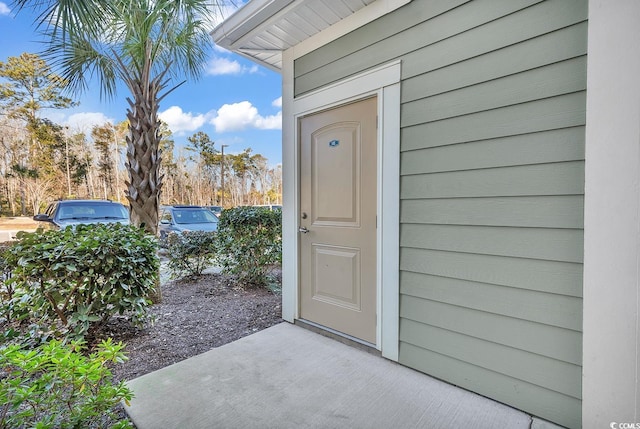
[211, 0, 411, 72]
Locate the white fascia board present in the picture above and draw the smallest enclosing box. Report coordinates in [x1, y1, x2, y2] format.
[211, 0, 295, 49]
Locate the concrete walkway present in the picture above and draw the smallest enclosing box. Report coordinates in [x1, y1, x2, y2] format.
[124, 323, 557, 429]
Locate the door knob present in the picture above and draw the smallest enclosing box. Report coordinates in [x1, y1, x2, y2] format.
[298, 227, 309, 233]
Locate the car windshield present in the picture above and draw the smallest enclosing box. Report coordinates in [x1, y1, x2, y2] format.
[58, 203, 128, 220]
[173, 209, 219, 225]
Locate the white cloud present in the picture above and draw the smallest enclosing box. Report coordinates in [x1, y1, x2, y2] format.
[206, 57, 242, 75]
[211, 101, 281, 133]
[255, 111, 282, 130]
[205, 56, 260, 76]
[272, 97, 282, 108]
[65, 112, 114, 133]
[0, 2, 10, 15]
[159, 106, 207, 134]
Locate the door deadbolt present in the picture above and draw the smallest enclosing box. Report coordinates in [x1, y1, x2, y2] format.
[301, 212, 308, 219]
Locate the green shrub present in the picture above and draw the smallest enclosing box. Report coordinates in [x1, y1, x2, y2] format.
[165, 230, 217, 279]
[0, 242, 12, 274]
[0, 338, 133, 429]
[215, 206, 282, 286]
[1, 224, 158, 344]
[0, 242, 16, 324]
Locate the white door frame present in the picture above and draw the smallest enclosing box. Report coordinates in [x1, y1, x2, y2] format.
[281, 58, 401, 361]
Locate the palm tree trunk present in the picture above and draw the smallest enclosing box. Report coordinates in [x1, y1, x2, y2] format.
[122, 48, 167, 304]
[125, 89, 162, 235]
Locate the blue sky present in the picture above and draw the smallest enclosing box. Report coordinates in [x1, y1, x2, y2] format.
[0, 2, 284, 166]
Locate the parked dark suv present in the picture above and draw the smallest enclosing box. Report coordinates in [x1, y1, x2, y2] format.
[33, 200, 130, 229]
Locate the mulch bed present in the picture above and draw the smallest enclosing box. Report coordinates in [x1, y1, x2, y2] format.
[103, 272, 283, 383]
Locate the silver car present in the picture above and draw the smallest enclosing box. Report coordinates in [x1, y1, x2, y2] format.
[159, 205, 219, 238]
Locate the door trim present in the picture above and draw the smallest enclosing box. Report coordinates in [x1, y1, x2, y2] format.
[282, 59, 401, 361]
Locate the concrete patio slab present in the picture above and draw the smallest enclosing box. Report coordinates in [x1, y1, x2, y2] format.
[124, 322, 537, 429]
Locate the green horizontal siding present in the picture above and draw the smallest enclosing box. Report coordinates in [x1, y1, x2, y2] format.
[401, 57, 586, 125]
[400, 318, 581, 398]
[401, 22, 588, 102]
[294, 0, 469, 77]
[400, 272, 582, 330]
[399, 342, 582, 429]
[400, 247, 582, 297]
[401, 161, 584, 199]
[400, 127, 585, 175]
[401, 92, 586, 150]
[400, 0, 587, 79]
[294, 0, 586, 426]
[400, 224, 583, 263]
[401, 196, 584, 229]
[400, 296, 581, 364]
[296, 0, 550, 95]
[295, 0, 587, 97]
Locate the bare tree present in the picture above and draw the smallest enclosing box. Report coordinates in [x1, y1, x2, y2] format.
[92, 124, 116, 199]
[25, 177, 55, 214]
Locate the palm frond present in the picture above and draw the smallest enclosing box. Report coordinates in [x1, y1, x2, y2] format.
[42, 31, 118, 99]
[13, 0, 113, 39]
[24, 0, 214, 100]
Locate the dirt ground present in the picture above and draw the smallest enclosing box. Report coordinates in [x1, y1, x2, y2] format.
[101, 272, 283, 383]
[0, 216, 39, 231]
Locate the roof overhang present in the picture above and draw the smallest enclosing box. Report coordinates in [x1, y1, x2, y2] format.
[211, 0, 411, 72]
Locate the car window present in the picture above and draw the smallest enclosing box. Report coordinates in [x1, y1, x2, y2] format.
[58, 203, 128, 220]
[173, 209, 218, 224]
[57, 205, 74, 218]
[161, 210, 173, 223]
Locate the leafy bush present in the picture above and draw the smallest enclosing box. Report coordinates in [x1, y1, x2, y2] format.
[165, 230, 217, 279]
[0, 338, 133, 429]
[1, 223, 158, 344]
[0, 242, 12, 275]
[215, 206, 282, 286]
[0, 242, 15, 325]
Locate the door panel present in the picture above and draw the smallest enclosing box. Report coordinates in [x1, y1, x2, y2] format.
[312, 244, 361, 310]
[299, 96, 377, 344]
[312, 123, 360, 226]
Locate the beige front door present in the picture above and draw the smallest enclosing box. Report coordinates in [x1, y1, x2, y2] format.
[299, 96, 377, 344]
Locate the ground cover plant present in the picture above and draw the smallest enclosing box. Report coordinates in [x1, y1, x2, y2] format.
[0, 338, 133, 429]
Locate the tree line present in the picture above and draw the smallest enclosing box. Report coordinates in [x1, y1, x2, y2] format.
[0, 52, 282, 216]
[3, 0, 255, 243]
